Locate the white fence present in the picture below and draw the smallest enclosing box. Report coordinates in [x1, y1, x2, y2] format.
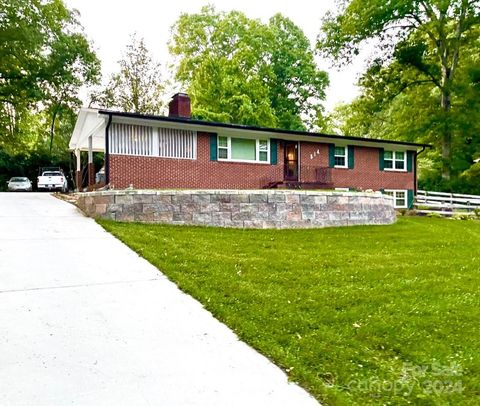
[415, 190, 480, 216]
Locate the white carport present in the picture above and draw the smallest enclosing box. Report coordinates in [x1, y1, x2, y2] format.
[69, 108, 106, 190]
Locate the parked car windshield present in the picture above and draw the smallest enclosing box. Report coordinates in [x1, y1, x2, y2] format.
[10, 177, 29, 182]
[42, 172, 62, 176]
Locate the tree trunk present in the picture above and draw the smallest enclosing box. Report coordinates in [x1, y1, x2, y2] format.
[440, 89, 451, 180]
[49, 107, 59, 156]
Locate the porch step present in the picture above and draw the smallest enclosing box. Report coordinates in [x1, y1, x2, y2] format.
[263, 181, 334, 190]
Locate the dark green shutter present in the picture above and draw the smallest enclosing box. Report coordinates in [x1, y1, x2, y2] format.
[407, 151, 414, 172]
[407, 189, 414, 209]
[210, 134, 217, 161]
[328, 144, 335, 168]
[379, 148, 385, 171]
[348, 146, 354, 169]
[270, 139, 277, 165]
[380, 188, 385, 193]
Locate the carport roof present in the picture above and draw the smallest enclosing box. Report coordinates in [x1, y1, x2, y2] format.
[69, 108, 106, 152]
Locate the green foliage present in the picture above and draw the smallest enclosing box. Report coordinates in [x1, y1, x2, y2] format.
[100, 217, 480, 405]
[0, 0, 100, 159]
[453, 213, 471, 221]
[91, 34, 165, 114]
[267, 14, 329, 130]
[0, 148, 72, 191]
[169, 6, 328, 130]
[318, 0, 480, 182]
[419, 160, 480, 195]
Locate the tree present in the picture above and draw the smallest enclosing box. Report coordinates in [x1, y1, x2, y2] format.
[43, 31, 100, 154]
[169, 6, 328, 130]
[318, 0, 480, 180]
[0, 0, 100, 155]
[268, 14, 329, 130]
[327, 32, 480, 192]
[91, 34, 165, 115]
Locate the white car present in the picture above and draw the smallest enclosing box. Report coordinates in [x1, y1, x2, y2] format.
[37, 171, 68, 192]
[7, 177, 32, 192]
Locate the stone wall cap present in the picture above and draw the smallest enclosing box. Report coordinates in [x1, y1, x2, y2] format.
[76, 189, 386, 198]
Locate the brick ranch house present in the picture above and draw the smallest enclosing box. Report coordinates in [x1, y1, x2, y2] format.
[69, 93, 430, 209]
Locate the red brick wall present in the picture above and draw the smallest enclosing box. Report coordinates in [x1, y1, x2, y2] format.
[87, 162, 95, 187]
[109, 133, 284, 189]
[299, 142, 415, 190]
[108, 135, 415, 191]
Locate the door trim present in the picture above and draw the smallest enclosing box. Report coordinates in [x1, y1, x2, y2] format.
[284, 141, 299, 181]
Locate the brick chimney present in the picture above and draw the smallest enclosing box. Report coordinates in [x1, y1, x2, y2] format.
[168, 93, 191, 118]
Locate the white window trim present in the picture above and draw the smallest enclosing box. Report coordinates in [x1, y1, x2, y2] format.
[334, 145, 348, 169]
[217, 136, 270, 164]
[384, 151, 407, 172]
[218, 136, 229, 160]
[383, 189, 408, 208]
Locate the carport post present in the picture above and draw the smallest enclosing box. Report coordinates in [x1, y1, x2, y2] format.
[75, 149, 82, 192]
[87, 136, 95, 187]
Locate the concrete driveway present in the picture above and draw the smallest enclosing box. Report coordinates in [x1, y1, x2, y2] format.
[0, 193, 319, 406]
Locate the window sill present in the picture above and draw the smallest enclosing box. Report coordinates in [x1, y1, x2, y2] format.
[110, 153, 196, 160]
[218, 159, 270, 165]
[384, 168, 407, 172]
[334, 165, 349, 169]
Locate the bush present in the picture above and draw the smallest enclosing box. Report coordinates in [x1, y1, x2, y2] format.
[419, 167, 480, 195]
[453, 213, 471, 221]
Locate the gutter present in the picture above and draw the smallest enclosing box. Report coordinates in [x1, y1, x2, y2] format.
[414, 146, 427, 196]
[104, 114, 113, 187]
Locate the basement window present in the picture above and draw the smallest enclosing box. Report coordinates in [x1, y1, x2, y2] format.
[383, 189, 407, 208]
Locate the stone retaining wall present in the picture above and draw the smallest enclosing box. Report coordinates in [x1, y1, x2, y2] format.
[76, 189, 396, 229]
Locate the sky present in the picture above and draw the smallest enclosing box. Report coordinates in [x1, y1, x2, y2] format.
[65, 0, 370, 112]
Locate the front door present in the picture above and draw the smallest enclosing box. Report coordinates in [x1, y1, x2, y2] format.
[284, 142, 299, 181]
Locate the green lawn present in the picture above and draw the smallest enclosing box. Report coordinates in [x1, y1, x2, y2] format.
[99, 217, 480, 405]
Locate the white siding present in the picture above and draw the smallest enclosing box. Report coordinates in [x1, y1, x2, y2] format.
[158, 128, 196, 159]
[109, 124, 197, 159]
[110, 123, 154, 156]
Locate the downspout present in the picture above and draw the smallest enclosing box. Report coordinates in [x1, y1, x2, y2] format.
[414, 146, 427, 196]
[105, 114, 113, 187]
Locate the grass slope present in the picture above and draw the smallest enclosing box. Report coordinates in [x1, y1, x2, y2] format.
[99, 217, 480, 405]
